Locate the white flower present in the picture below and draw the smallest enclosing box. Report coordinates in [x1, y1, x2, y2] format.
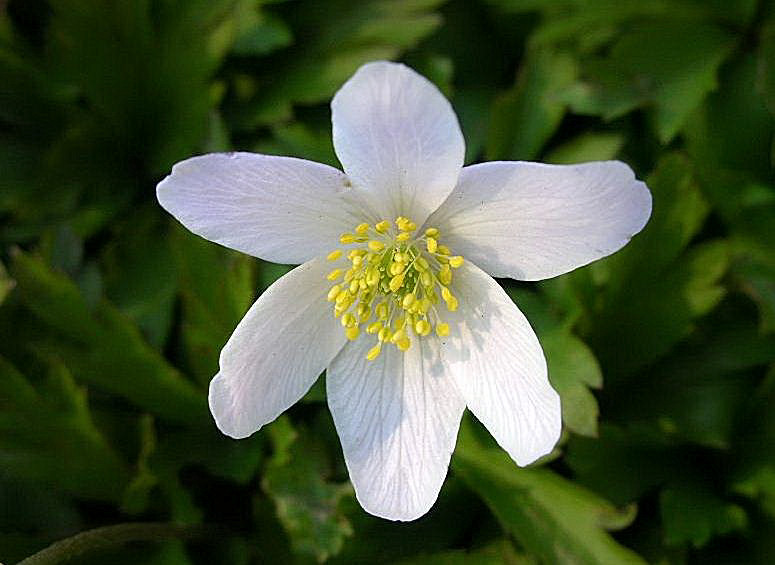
[157, 61, 651, 521]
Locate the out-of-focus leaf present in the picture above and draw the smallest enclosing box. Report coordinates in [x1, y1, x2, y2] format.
[581, 155, 728, 377]
[152, 425, 264, 485]
[732, 367, 775, 518]
[509, 287, 602, 437]
[10, 252, 206, 424]
[171, 225, 255, 386]
[102, 208, 177, 348]
[454, 419, 645, 564]
[231, 6, 293, 56]
[397, 539, 533, 564]
[563, 21, 735, 143]
[229, 0, 446, 128]
[121, 415, 158, 515]
[46, 0, 238, 174]
[255, 122, 338, 166]
[660, 482, 747, 548]
[0, 356, 130, 501]
[566, 424, 681, 506]
[487, 48, 576, 160]
[592, 238, 729, 379]
[546, 132, 625, 164]
[543, 331, 602, 437]
[262, 416, 353, 562]
[0, 260, 14, 305]
[611, 310, 775, 448]
[758, 20, 775, 120]
[685, 55, 773, 180]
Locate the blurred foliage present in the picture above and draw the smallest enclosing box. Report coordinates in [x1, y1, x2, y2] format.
[1, 0, 774, 563]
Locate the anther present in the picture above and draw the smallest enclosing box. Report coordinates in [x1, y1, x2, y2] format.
[366, 344, 382, 361]
[327, 250, 343, 261]
[327, 285, 342, 302]
[375, 220, 390, 233]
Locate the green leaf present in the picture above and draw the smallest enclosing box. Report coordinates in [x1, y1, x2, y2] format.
[171, 225, 255, 386]
[10, 251, 206, 424]
[565, 425, 680, 506]
[0, 260, 14, 305]
[231, 7, 293, 56]
[454, 419, 645, 564]
[0, 356, 130, 501]
[262, 416, 353, 562]
[396, 539, 532, 565]
[230, 0, 446, 129]
[508, 287, 602, 437]
[660, 482, 748, 548]
[102, 208, 177, 348]
[564, 21, 735, 142]
[758, 19, 775, 119]
[543, 331, 602, 437]
[546, 132, 625, 164]
[580, 155, 730, 377]
[685, 54, 773, 179]
[487, 48, 576, 160]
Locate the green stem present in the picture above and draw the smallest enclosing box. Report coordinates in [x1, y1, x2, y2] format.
[18, 522, 215, 565]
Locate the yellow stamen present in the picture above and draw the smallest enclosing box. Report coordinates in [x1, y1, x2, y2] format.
[375, 220, 391, 233]
[366, 344, 382, 361]
[389, 273, 405, 292]
[327, 285, 342, 302]
[325, 217, 465, 358]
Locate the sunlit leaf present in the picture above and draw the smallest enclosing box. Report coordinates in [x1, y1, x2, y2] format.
[454, 419, 644, 564]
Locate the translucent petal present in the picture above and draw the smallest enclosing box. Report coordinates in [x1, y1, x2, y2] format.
[428, 160, 652, 280]
[327, 334, 465, 520]
[158, 152, 369, 264]
[209, 259, 347, 438]
[332, 61, 465, 226]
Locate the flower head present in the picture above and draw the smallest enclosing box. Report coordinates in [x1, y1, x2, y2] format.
[157, 61, 651, 521]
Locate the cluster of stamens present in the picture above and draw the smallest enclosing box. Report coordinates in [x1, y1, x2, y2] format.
[325, 217, 464, 361]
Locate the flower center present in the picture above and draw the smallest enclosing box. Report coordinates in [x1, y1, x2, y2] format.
[325, 217, 464, 360]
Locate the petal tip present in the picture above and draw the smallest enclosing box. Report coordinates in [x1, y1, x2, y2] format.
[208, 372, 259, 440]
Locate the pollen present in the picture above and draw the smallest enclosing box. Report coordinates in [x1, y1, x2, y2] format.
[323, 217, 464, 360]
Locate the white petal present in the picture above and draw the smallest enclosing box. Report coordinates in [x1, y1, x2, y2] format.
[209, 258, 346, 438]
[327, 334, 465, 521]
[157, 152, 369, 264]
[441, 262, 561, 466]
[332, 61, 465, 225]
[428, 160, 652, 281]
